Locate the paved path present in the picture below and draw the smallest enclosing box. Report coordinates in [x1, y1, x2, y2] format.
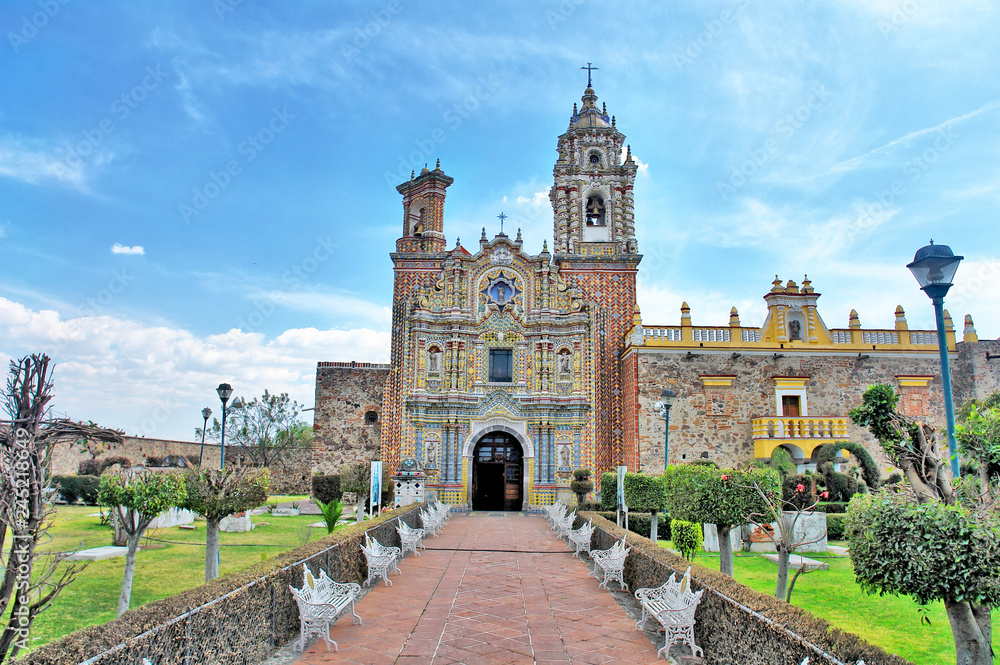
[294, 512, 663, 664]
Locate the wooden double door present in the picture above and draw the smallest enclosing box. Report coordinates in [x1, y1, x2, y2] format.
[471, 432, 523, 511]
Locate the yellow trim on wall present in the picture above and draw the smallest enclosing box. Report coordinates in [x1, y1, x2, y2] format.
[774, 378, 809, 389]
[897, 375, 934, 387]
[701, 375, 736, 387]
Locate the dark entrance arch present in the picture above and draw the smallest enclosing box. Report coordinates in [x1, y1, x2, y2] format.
[471, 432, 523, 511]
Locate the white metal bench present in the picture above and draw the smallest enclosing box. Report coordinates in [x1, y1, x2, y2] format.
[289, 564, 362, 652]
[566, 518, 594, 558]
[553, 509, 577, 539]
[361, 533, 401, 587]
[396, 520, 426, 557]
[634, 566, 704, 661]
[544, 501, 567, 526]
[420, 508, 444, 537]
[590, 534, 630, 591]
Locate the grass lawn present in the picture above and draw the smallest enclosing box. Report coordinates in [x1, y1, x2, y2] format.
[9, 502, 328, 654]
[661, 542, 999, 664]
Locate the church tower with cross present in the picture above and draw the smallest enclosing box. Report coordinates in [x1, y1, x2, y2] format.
[550, 66, 643, 473]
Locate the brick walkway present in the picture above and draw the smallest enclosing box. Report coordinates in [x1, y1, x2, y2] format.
[293, 512, 662, 664]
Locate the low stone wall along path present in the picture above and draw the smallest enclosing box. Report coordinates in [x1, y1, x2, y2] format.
[294, 511, 663, 664]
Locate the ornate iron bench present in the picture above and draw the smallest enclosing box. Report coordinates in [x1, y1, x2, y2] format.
[566, 518, 594, 558]
[590, 534, 630, 591]
[289, 564, 362, 652]
[553, 509, 577, 539]
[420, 508, 445, 537]
[396, 520, 426, 557]
[361, 533, 401, 587]
[634, 566, 704, 661]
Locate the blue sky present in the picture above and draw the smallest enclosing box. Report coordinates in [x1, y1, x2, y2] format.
[1, 1, 998, 441]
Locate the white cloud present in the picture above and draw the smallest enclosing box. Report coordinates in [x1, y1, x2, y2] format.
[515, 190, 548, 207]
[0, 137, 91, 190]
[0, 297, 390, 441]
[111, 243, 145, 255]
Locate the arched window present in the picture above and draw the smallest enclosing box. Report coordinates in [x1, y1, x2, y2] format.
[364, 411, 378, 425]
[585, 195, 606, 226]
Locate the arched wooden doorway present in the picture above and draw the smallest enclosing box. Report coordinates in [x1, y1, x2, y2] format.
[472, 432, 523, 511]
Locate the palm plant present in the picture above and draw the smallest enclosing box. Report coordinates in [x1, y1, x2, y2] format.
[314, 497, 345, 534]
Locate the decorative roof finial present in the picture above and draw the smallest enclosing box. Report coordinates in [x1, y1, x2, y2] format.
[515, 227, 522, 243]
[481, 227, 487, 241]
[542, 239, 548, 253]
[410, 170, 415, 180]
[435, 158, 440, 170]
[581, 62, 598, 88]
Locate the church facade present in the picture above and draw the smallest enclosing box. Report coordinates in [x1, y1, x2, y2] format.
[313, 82, 1000, 508]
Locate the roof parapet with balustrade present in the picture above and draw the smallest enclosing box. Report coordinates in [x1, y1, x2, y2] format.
[624, 275, 958, 354]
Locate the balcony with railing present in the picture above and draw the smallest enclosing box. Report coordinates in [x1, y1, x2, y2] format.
[751, 416, 851, 459]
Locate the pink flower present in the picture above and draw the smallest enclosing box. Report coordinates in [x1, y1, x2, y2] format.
[796, 484, 805, 493]
[821, 491, 829, 499]
[721, 474, 731, 481]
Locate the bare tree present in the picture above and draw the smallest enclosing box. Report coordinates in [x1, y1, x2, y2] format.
[0, 354, 122, 661]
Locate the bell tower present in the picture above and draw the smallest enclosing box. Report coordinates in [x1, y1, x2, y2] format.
[395, 161, 453, 254]
[550, 68, 642, 475]
[550, 73, 638, 254]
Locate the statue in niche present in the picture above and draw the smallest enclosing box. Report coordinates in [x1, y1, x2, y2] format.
[789, 320, 802, 341]
[558, 445, 570, 468]
[558, 350, 572, 375]
[428, 348, 442, 374]
[425, 440, 437, 467]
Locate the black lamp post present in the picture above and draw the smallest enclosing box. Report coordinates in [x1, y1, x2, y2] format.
[654, 388, 676, 470]
[198, 407, 212, 466]
[907, 240, 963, 478]
[216, 383, 233, 470]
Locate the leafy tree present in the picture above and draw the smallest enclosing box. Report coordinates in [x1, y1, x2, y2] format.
[847, 383, 998, 664]
[664, 464, 779, 577]
[670, 520, 702, 561]
[98, 469, 186, 617]
[181, 466, 270, 581]
[0, 354, 122, 661]
[198, 390, 309, 468]
[954, 395, 1000, 491]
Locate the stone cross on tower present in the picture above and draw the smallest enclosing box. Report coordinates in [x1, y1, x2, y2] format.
[498, 211, 507, 234]
[581, 62, 598, 87]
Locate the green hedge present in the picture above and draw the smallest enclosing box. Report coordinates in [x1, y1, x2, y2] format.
[311, 474, 341, 504]
[600, 472, 617, 510]
[580, 513, 911, 665]
[54, 475, 100, 504]
[826, 514, 847, 540]
[592, 511, 671, 541]
[816, 501, 849, 514]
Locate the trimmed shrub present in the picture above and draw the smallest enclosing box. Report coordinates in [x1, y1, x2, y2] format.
[577, 501, 602, 512]
[824, 471, 858, 502]
[782, 474, 816, 509]
[815, 501, 848, 514]
[826, 513, 847, 540]
[623, 472, 666, 512]
[592, 511, 671, 541]
[78, 459, 101, 476]
[570, 468, 594, 503]
[690, 459, 718, 468]
[54, 475, 101, 505]
[769, 446, 797, 477]
[882, 472, 903, 485]
[671, 519, 702, 561]
[312, 474, 342, 504]
[599, 472, 617, 510]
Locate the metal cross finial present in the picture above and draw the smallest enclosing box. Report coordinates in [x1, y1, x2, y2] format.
[581, 62, 598, 88]
[498, 211, 507, 233]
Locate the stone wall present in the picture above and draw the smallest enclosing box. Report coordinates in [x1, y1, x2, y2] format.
[53, 436, 312, 494]
[633, 348, 950, 472]
[952, 339, 1000, 403]
[313, 361, 389, 474]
